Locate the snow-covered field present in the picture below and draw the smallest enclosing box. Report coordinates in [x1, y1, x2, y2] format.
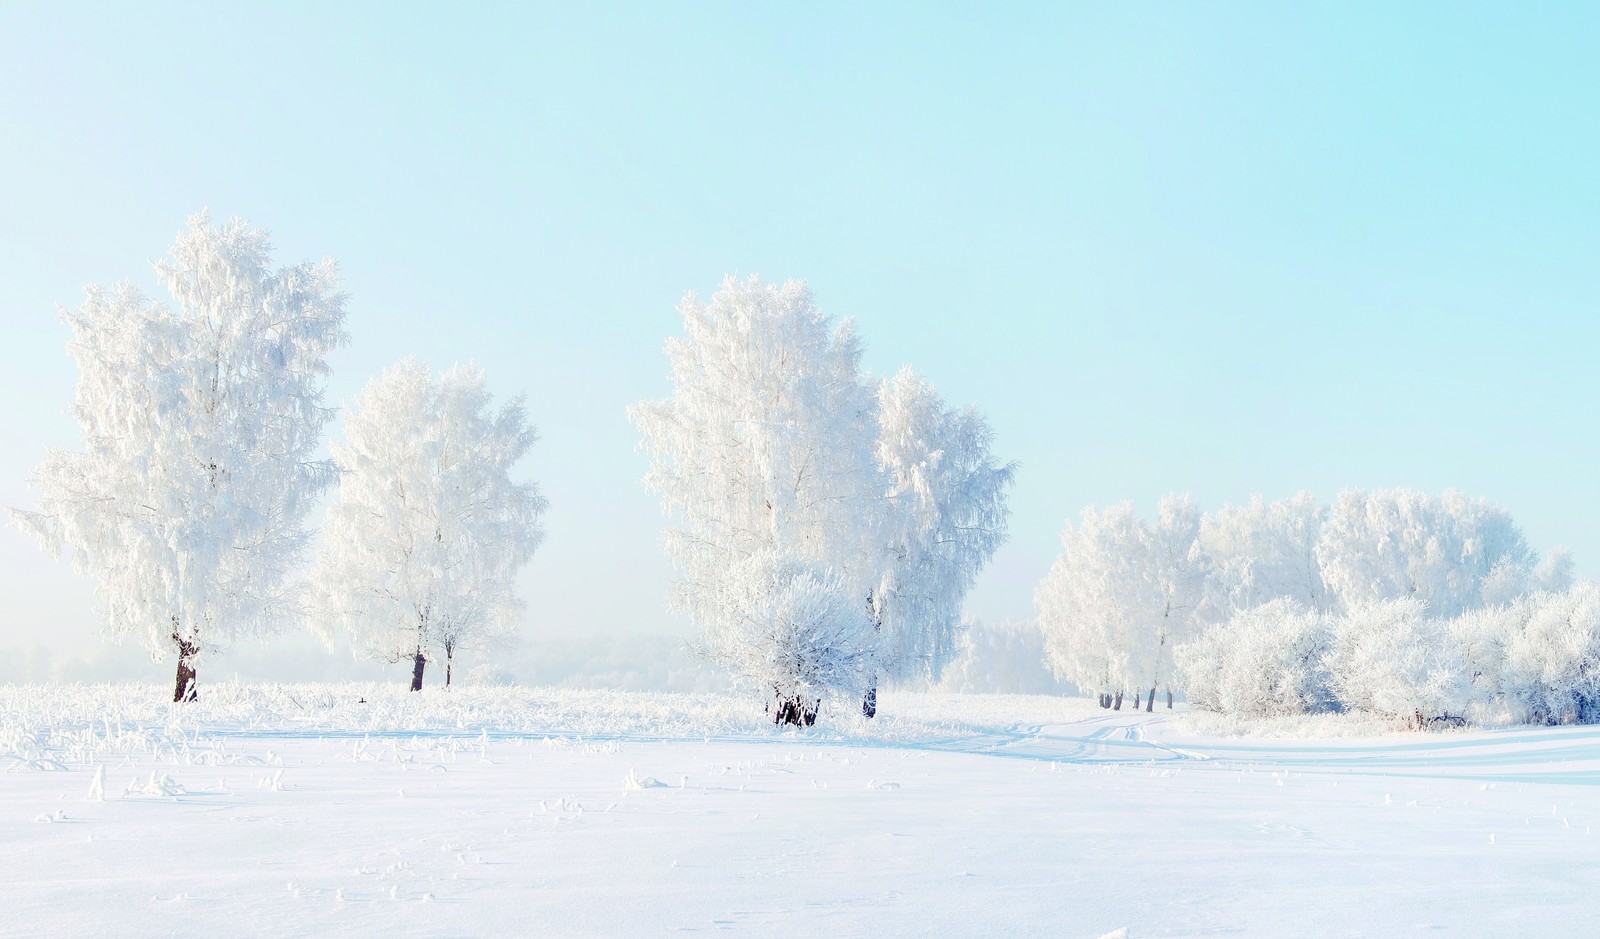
[5, 685, 1600, 937]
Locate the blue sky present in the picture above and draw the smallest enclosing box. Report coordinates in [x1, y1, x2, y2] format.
[2, 3, 1596, 675]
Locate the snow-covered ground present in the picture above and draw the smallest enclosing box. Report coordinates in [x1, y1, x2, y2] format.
[5, 685, 1600, 937]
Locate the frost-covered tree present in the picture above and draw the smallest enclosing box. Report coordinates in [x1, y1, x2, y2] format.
[1037, 503, 1142, 707]
[1316, 489, 1539, 617]
[1199, 492, 1327, 621]
[315, 359, 547, 691]
[869, 368, 1015, 700]
[1037, 498, 1207, 710]
[10, 213, 347, 701]
[632, 277, 1010, 723]
[1176, 600, 1334, 718]
[631, 277, 880, 722]
[1138, 494, 1209, 709]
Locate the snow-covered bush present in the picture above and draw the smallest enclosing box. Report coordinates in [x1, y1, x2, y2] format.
[704, 553, 878, 725]
[1326, 598, 1476, 727]
[1499, 585, 1600, 725]
[1176, 600, 1334, 718]
[1445, 601, 1522, 714]
[1036, 487, 1570, 718]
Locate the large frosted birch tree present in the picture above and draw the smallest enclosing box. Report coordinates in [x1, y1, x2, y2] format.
[631, 277, 881, 723]
[11, 212, 348, 700]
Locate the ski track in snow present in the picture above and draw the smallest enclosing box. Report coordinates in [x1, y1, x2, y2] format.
[4, 685, 1600, 937]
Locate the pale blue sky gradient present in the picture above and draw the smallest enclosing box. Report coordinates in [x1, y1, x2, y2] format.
[2, 3, 1596, 677]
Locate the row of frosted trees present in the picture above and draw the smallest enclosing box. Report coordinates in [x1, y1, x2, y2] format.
[16, 213, 1586, 729]
[13, 215, 1016, 719]
[1035, 490, 1588, 726]
[13, 215, 547, 700]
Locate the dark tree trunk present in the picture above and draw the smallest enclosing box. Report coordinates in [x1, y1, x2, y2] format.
[1166, 689, 1174, 709]
[1146, 684, 1156, 712]
[1113, 691, 1123, 710]
[862, 685, 877, 719]
[1133, 690, 1142, 709]
[410, 651, 427, 692]
[173, 639, 199, 703]
[446, 653, 453, 687]
[773, 694, 819, 727]
[1099, 693, 1110, 709]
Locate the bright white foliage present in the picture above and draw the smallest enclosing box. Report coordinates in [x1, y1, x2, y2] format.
[1325, 598, 1476, 724]
[1037, 495, 1207, 698]
[705, 552, 879, 707]
[1495, 585, 1600, 724]
[1142, 495, 1209, 690]
[633, 277, 875, 613]
[11, 212, 346, 664]
[1199, 492, 1327, 620]
[872, 368, 1015, 682]
[1045, 487, 1571, 718]
[315, 359, 547, 678]
[632, 277, 1011, 710]
[1177, 600, 1334, 718]
[1037, 503, 1145, 696]
[1316, 489, 1538, 617]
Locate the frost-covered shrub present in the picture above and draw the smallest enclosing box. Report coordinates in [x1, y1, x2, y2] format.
[706, 553, 877, 724]
[1500, 585, 1600, 725]
[1176, 600, 1334, 717]
[1326, 598, 1476, 726]
[1446, 601, 1524, 713]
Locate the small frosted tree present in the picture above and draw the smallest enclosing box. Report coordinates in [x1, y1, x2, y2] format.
[1036, 502, 1150, 708]
[11, 213, 347, 701]
[868, 367, 1015, 711]
[1037, 495, 1206, 710]
[1139, 494, 1209, 710]
[315, 359, 547, 690]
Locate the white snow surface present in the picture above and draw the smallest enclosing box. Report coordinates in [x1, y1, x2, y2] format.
[5, 684, 1600, 937]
